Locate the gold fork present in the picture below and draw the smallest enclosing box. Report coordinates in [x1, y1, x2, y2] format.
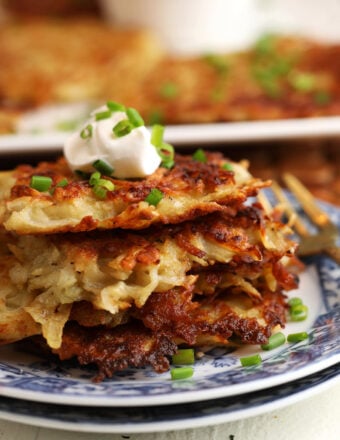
[258, 173, 340, 264]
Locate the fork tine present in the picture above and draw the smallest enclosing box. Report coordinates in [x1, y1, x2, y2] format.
[282, 173, 337, 232]
[271, 181, 310, 237]
[257, 190, 273, 215]
[274, 176, 340, 262]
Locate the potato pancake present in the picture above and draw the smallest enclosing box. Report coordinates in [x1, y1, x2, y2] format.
[0, 201, 298, 379]
[1, 153, 269, 234]
[1, 26, 340, 133]
[135, 36, 340, 125]
[0, 18, 163, 133]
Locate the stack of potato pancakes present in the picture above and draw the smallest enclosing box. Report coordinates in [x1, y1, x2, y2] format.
[0, 151, 299, 380]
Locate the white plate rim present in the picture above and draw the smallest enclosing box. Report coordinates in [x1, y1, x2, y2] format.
[0, 365, 338, 434]
[2, 115, 340, 154]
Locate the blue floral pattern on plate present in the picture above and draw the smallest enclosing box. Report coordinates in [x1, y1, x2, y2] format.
[0, 363, 338, 433]
[0, 200, 339, 407]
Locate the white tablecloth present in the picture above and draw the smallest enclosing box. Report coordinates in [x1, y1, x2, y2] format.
[0, 381, 339, 440]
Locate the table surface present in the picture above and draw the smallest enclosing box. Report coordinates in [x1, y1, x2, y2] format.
[0, 381, 339, 440]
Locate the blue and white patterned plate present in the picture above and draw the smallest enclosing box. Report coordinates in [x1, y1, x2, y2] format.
[0, 363, 338, 433]
[0, 201, 339, 408]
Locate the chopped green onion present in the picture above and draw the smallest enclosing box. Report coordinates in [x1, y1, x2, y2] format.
[89, 171, 101, 186]
[261, 332, 286, 351]
[288, 297, 303, 308]
[145, 188, 164, 206]
[203, 54, 229, 75]
[92, 185, 108, 199]
[240, 354, 262, 367]
[271, 57, 293, 76]
[147, 109, 163, 125]
[157, 142, 175, 169]
[253, 68, 282, 98]
[97, 178, 114, 192]
[30, 175, 53, 192]
[106, 101, 126, 112]
[192, 148, 207, 163]
[55, 119, 79, 132]
[56, 178, 68, 188]
[222, 162, 233, 171]
[254, 34, 277, 56]
[126, 107, 144, 127]
[151, 124, 165, 147]
[287, 332, 309, 343]
[93, 159, 114, 176]
[80, 124, 93, 139]
[95, 109, 112, 121]
[49, 178, 68, 195]
[55, 178, 68, 188]
[289, 72, 316, 92]
[290, 304, 308, 321]
[170, 367, 194, 381]
[159, 82, 179, 98]
[210, 85, 225, 102]
[89, 170, 114, 199]
[172, 349, 195, 365]
[113, 119, 133, 137]
[314, 91, 331, 105]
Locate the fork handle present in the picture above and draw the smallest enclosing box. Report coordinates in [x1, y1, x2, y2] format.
[325, 246, 340, 265]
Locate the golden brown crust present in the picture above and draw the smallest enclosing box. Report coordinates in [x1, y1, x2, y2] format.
[1, 27, 340, 132]
[2, 153, 269, 234]
[0, 201, 298, 353]
[135, 36, 340, 124]
[52, 284, 287, 381]
[0, 18, 163, 108]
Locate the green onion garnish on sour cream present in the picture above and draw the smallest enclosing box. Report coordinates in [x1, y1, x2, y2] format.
[63, 102, 175, 182]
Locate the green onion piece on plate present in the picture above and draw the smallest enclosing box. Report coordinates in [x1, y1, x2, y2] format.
[261, 332, 286, 351]
[126, 107, 145, 127]
[240, 354, 262, 367]
[170, 367, 194, 381]
[30, 175, 53, 192]
[93, 159, 114, 176]
[288, 297, 303, 308]
[172, 349, 195, 365]
[145, 188, 164, 206]
[287, 332, 309, 343]
[113, 119, 133, 137]
[290, 304, 308, 321]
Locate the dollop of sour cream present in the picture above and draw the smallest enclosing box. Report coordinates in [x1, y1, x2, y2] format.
[64, 105, 161, 179]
